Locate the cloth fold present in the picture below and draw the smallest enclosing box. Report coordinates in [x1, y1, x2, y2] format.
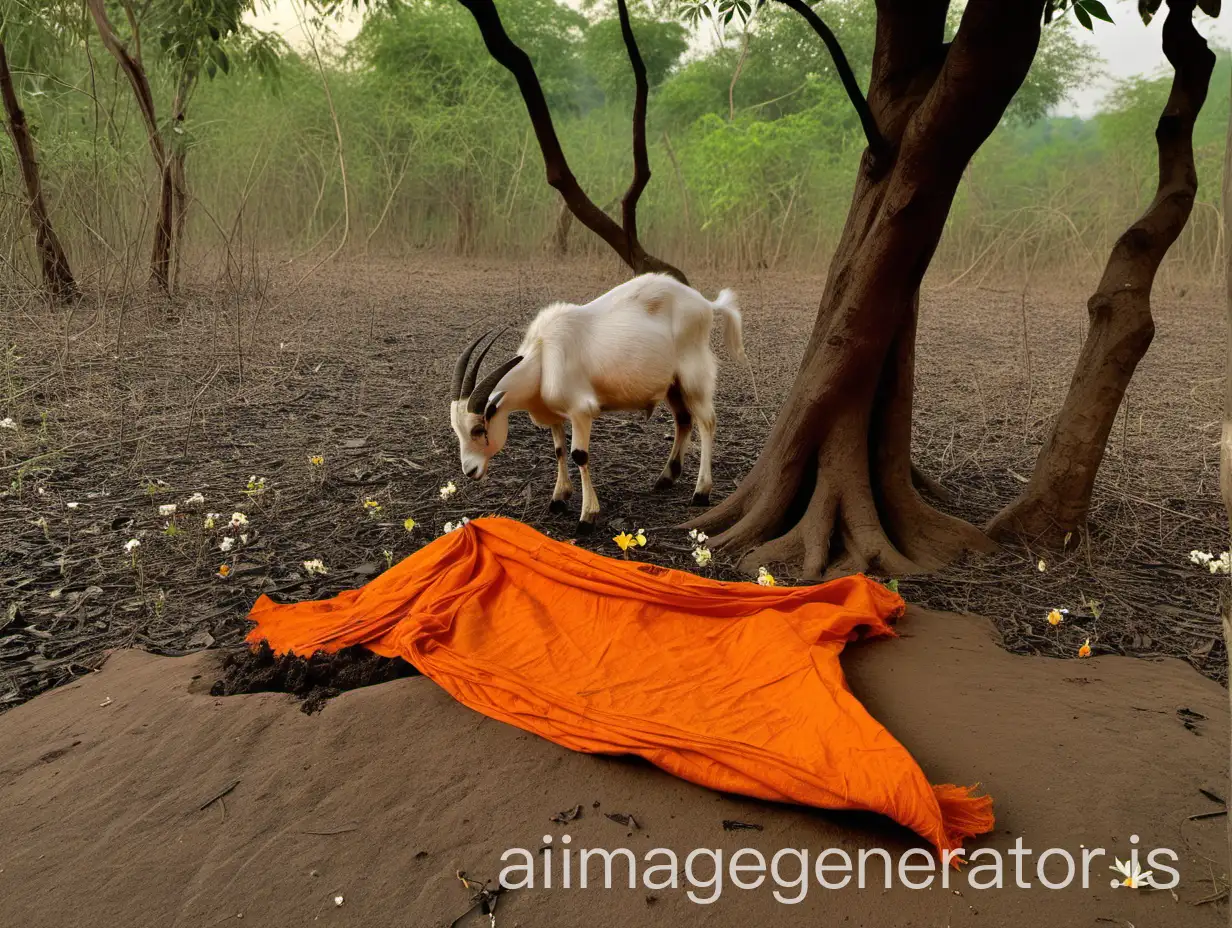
[247, 516, 993, 854]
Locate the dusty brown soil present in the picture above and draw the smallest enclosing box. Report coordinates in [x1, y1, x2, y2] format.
[0, 608, 1224, 927]
[0, 255, 1225, 707]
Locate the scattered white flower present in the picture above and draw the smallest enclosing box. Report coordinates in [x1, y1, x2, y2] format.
[0, 417, 15, 431]
[333, 895, 344, 907]
[1110, 857, 1153, 889]
[1037, 558, 1046, 572]
[240, 534, 248, 544]
[1194, 549, 1232, 573]
[66, 502, 79, 510]
[442, 517, 470, 534]
[219, 537, 235, 553]
[439, 481, 458, 500]
[158, 503, 177, 517]
[204, 513, 220, 529]
[184, 492, 205, 506]
[757, 566, 777, 587]
[692, 546, 713, 567]
[229, 512, 249, 529]
[37, 486, 45, 495]
[688, 528, 708, 544]
[303, 559, 328, 576]
[123, 539, 141, 554]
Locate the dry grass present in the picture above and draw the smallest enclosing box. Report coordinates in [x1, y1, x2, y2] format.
[0, 254, 1225, 710]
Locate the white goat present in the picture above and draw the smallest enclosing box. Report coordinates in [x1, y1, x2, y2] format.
[449, 273, 744, 533]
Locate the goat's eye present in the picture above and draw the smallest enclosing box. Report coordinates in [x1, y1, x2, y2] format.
[470, 424, 486, 439]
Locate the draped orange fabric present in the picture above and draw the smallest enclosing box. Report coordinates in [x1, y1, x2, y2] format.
[247, 516, 993, 854]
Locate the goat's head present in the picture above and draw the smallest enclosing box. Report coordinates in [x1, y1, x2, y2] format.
[450, 328, 522, 481]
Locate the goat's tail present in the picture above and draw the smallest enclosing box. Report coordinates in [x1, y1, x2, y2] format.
[713, 288, 746, 362]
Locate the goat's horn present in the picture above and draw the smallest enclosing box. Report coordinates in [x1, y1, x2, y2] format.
[452, 329, 492, 400]
[461, 325, 508, 399]
[467, 355, 523, 415]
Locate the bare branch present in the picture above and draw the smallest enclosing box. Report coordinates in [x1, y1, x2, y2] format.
[774, 0, 888, 164]
[457, 0, 686, 282]
[616, 0, 649, 251]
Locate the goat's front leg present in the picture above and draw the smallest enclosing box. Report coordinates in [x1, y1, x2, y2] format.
[569, 414, 599, 535]
[549, 423, 573, 514]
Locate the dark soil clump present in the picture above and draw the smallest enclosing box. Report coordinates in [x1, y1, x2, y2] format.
[210, 641, 419, 714]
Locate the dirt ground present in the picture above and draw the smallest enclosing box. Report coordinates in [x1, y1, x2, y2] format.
[0, 255, 1226, 705]
[0, 608, 1224, 927]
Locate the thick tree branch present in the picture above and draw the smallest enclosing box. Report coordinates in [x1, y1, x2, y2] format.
[774, 0, 889, 166]
[988, 0, 1214, 542]
[616, 0, 650, 253]
[457, 0, 686, 282]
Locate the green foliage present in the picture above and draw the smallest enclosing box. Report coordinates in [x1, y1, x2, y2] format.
[581, 14, 687, 103]
[0, 0, 1225, 289]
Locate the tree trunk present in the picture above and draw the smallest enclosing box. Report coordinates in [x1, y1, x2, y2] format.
[987, 0, 1214, 545]
[688, 0, 1044, 579]
[85, 0, 171, 292]
[1218, 38, 1232, 906]
[0, 41, 76, 301]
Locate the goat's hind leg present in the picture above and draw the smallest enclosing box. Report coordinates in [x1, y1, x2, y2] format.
[653, 380, 692, 492]
[549, 423, 572, 514]
[690, 398, 715, 507]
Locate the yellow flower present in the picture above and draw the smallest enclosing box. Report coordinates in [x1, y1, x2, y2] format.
[757, 567, 776, 587]
[1037, 558, 1046, 572]
[1078, 638, 1092, 658]
[635, 528, 647, 546]
[309, 455, 324, 467]
[363, 499, 381, 509]
[403, 517, 417, 532]
[1047, 609, 1064, 626]
[217, 564, 231, 578]
[613, 532, 636, 552]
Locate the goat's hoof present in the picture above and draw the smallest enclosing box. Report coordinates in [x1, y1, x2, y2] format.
[575, 520, 595, 537]
[652, 476, 674, 493]
[548, 499, 569, 515]
[690, 492, 711, 507]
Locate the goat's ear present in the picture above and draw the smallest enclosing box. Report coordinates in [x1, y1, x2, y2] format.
[484, 391, 506, 422]
[484, 391, 506, 421]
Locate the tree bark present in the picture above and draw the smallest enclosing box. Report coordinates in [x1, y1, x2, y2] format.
[1218, 38, 1232, 911]
[458, 0, 687, 283]
[688, 0, 1044, 579]
[85, 0, 172, 292]
[987, 0, 1214, 545]
[0, 41, 76, 301]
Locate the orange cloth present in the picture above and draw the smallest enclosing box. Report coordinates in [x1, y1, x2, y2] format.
[247, 516, 993, 854]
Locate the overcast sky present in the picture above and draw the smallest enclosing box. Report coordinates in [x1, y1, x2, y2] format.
[249, 1, 1231, 118]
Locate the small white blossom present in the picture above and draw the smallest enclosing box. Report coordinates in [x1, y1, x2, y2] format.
[184, 492, 205, 506]
[0, 417, 16, 431]
[1110, 857, 1154, 889]
[333, 895, 344, 907]
[442, 517, 470, 534]
[688, 528, 708, 544]
[229, 512, 249, 529]
[303, 558, 328, 576]
[757, 566, 776, 587]
[1190, 550, 1214, 566]
[219, 537, 235, 553]
[66, 502, 80, 510]
[124, 539, 141, 554]
[692, 547, 713, 567]
[239, 534, 248, 544]
[158, 503, 177, 517]
[204, 513, 220, 529]
[439, 481, 458, 500]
